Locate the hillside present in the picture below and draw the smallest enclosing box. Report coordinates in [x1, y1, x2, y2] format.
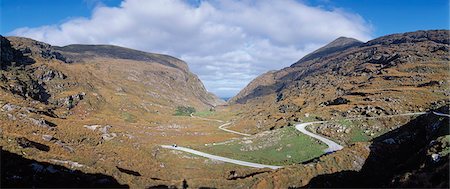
[0, 35, 231, 187]
[229, 30, 449, 133]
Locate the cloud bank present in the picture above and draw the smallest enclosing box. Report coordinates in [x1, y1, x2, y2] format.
[11, 0, 372, 97]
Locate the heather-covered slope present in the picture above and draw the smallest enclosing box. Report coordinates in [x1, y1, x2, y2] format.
[0, 35, 228, 187]
[229, 30, 449, 133]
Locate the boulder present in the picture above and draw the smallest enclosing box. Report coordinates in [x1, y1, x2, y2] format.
[42, 135, 54, 142]
[321, 97, 350, 106]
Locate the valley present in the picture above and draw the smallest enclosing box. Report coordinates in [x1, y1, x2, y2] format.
[1, 30, 449, 188]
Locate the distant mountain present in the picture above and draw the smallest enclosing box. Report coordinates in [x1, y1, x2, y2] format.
[229, 30, 449, 133]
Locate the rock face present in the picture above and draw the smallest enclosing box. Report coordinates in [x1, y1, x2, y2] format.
[229, 30, 449, 132]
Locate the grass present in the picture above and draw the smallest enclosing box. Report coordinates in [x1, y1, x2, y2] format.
[438, 135, 450, 157]
[197, 126, 327, 165]
[349, 127, 371, 143]
[193, 110, 215, 117]
[122, 112, 137, 123]
[300, 114, 322, 122]
[337, 119, 353, 127]
[174, 106, 196, 116]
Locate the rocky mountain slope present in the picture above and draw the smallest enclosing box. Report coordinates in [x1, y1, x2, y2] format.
[229, 37, 363, 104]
[229, 30, 449, 133]
[0, 35, 226, 187]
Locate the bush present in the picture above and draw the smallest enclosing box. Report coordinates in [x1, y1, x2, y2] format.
[174, 106, 196, 116]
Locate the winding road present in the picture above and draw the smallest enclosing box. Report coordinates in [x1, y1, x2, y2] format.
[190, 113, 251, 136]
[163, 111, 448, 169]
[218, 122, 252, 137]
[295, 121, 343, 153]
[160, 145, 282, 169]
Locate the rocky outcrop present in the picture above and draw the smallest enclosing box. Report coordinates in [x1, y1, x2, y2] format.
[320, 97, 350, 106]
[7, 36, 68, 63]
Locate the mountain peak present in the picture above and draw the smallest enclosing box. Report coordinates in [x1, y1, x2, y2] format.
[292, 36, 363, 66]
[329, 36, 362, 47]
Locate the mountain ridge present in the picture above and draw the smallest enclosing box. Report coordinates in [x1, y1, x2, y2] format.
[292, 36, 363, 66]
[229, 29, 449, 133]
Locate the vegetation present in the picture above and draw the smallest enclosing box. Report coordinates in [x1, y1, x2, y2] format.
[122, 112, 137, 123]
[349, 127, 371, 143]
[174, 106, 196, 116]
[193, 110, 215, 117]
[198, 126, 327, 165]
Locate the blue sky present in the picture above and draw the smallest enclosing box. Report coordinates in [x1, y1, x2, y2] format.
[2, 0, 448, 37]
[1, 0, 448, 97]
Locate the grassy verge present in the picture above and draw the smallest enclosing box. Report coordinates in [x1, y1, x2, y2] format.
[197, 126, 327, 165]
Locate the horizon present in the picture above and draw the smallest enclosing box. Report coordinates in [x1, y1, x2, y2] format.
[1, 0, 448, 97]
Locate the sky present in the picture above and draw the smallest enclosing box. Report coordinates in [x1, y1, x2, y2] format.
[1, 0, 448, 98]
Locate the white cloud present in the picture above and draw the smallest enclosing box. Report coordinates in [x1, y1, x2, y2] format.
[11, 0, 372, 97]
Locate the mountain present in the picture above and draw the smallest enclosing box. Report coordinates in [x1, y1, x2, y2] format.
[0, 35, 226, 187]
[229, 30, 449, 133]
[228, 37, 362, 104]
[292, 36, 363, 66]
[2, 36, 224, 111]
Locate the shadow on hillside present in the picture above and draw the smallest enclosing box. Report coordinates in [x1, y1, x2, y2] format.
[1, 36, 36, 70]
[301, 106, 449, 188]
[1, 150, 128, 188]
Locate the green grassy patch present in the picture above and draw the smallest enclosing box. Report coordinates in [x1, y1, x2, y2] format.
[197, 127, 327, 165]
[193, 110, 215, 117]
[349, 127, 370, 143]
[337, 119, 353, 127]
[438, 135, 450, 157]
[122, 112, 137, 123]
[174, 106, 196, 116]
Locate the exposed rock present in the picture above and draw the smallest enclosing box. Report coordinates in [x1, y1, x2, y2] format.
[417, 80, 441, 87]
[101, 133, 117, 141]
[16, 137, 50, 152]
[55, 140, 74, 153]
[431, 154, 440, 163]
[99, 125, 112, 134]
[278, 104, 300, 113]
[83, 125, 101, 131]
[42, 135, 54, 142]
[50, 159, 84, 168]
[39, 69, 67, 82]
[54, 92, 85, 109]
[27, 117, 51, 128]
[2, 103, 20, 112]
[320, 97, 350, 106]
